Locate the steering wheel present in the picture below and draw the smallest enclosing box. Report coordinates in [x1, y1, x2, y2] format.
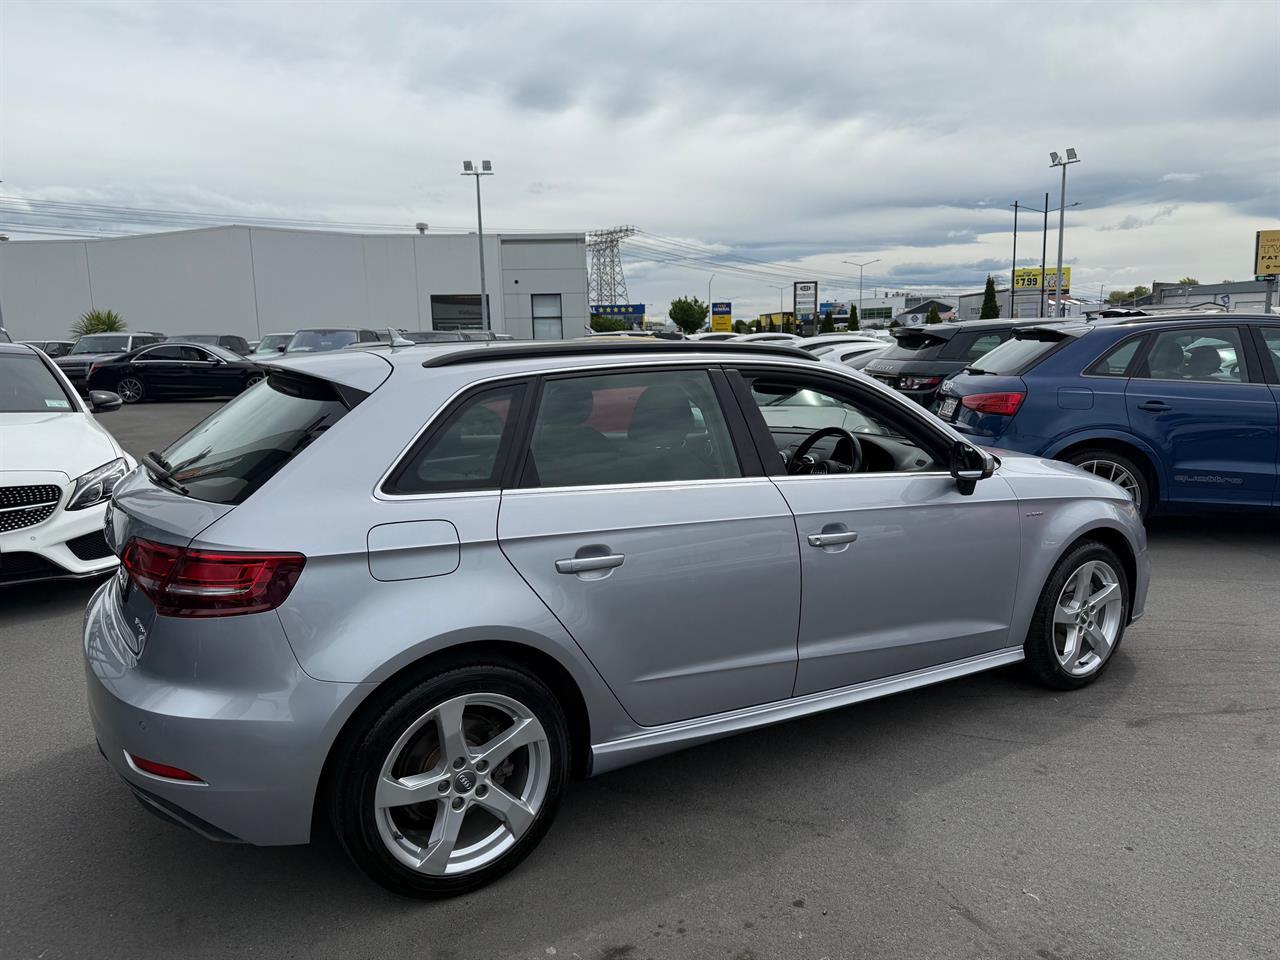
[787, 427, 862, 475]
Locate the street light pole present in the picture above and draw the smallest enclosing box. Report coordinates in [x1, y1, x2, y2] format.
[707, 273, 715, 330]
[1049, 149, 1080, 317]
[460, 160, 494, 330]
[1041, 192, 1049, 318]
[842, 258, 881, 320]
[1009, 201, 1019, 317]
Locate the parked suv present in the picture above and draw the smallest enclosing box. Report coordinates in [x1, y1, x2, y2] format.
[21, 339, 75, 358]
[56, 332, 166, 390]
[284, 327, 385, 353]
[935, 313, 1280, 517]
[85, 339, 1148, 897]
[862, 319, 1025, 406]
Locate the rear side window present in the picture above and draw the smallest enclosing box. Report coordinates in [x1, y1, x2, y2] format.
[159, 373, 359, 505]
[1086, 337, 1144, 377]
[1138, 327, 1244, 383]
[970, 334, 1062, 375]
[1259, 327, 1280, 375]
[962, 332, 1009, 362]
[385, 383, 526, 494]
[526, 369, 741, 488]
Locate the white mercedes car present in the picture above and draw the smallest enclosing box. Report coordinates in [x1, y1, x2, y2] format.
[0, 342, 132, 585]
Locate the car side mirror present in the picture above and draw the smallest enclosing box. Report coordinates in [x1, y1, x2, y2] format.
[89, 390, 123, 414]
[276, 345, 287, 353]
[950, 440, 994, 495]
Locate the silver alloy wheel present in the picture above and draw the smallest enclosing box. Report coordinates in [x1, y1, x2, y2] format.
[245, 374, 265, 388]
[1076, 458, 1142, 512]
[117, 377, 144, 403]
[1053, 559, 1124, 677]
[374, 692, 550, 876]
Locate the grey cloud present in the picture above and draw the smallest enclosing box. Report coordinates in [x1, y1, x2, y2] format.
[1099, 205, 1180, 231]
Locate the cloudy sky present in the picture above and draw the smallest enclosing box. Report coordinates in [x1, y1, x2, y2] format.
[1, 0, 1277, 320]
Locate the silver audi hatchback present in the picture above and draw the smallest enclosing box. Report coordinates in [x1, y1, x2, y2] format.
[84, 339, 1149, 897]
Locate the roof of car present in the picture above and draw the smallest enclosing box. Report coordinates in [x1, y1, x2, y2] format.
[0, 341, 38, 355]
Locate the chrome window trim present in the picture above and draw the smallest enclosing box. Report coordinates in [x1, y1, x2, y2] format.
[372, 355, 964, 502]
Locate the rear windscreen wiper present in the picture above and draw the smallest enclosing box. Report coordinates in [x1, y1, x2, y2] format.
[142, 451, 189, 495]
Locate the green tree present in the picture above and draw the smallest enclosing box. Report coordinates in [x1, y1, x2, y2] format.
[925, 303, 942, 324]
[590, 315, 628, 333]
[847, 305, 859, 331]
[1177, 276, 1199, 286]
[889, 318, 901, 329]
[668, 296, 709, 336]
[72, 308, 126, 337]
[979, 275, 1001, 319]
[1107, 285, 1151, 305]
[733, 319, 749, 335]
[819, 313, 836, 334]
[752, 318, 762, 333]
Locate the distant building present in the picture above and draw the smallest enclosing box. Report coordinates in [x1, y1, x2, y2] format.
[757, 311, 796, 329]
[893, 299, 955, 325]
[1149, 280, 1275, 313]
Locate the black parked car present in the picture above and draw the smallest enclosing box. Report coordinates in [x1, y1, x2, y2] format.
[21, 339, 76, 358]
[861, 319, 1027, 406]
[86, 342, 266, 403]
[55, 332, 166, 390]
[166, 333, 253, 355]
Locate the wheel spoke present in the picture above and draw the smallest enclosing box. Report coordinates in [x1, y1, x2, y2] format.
[1072, 562, 1094, 603]
[473, 717, 544, 769]
[1059, 625, 1081, 665]
[376, 769, 450, 809]
[1089, 581, 1121, 608]
[474, 783, 536, 838]
[1054, 603, 1077, 626]
[1084, 622, 1112, 658]
[418, 801, 466, 873]
[434, 696, 471, 766]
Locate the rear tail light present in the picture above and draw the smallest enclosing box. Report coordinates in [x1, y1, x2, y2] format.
[120, 537, 305, 618]
[128, 753, 205, 783]
[961, 391, 1026, 416]
[900, 375, 943, 390]
[88, 362, 101, 379]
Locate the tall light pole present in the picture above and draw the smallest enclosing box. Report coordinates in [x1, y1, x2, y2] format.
[707, 273, 716, 330]
[1049, 149, 1080, 317]
[1009, 201, 1019, 316]
[461, 160, 494, 330]
[1013, 195, 1078, 317]
[842, 258, 881, 319]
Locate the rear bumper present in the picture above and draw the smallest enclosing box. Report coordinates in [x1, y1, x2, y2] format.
[0, 498, 117, 585]
[83, 579, 366, 846]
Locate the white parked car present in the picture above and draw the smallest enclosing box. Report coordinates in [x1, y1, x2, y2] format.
[0, 343, 133, 585]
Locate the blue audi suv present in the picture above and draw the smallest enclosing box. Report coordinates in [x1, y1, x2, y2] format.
[935, 313, 1280, 518]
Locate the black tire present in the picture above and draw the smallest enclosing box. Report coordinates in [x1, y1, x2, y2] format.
[1025, 540, 1131, 690]
[1062, 447, 1151, 519]
[243, 373, 265, 392]
[329, 663, 570, 898]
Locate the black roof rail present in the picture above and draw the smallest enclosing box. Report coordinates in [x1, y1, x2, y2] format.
[420, 339, 819, 368]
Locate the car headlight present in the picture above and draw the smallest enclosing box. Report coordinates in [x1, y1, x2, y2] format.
[67, 458, 129, 511]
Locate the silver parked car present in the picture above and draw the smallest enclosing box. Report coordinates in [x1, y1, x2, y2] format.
[84, 339, 1149, 897]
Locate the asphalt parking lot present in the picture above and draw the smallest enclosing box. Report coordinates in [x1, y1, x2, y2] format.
[2, 401, 1276, 960]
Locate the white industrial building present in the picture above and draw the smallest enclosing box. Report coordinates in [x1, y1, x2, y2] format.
[0, 226, 588, 341]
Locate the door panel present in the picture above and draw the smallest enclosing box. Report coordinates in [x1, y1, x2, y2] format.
[776, 473, 1021, 695]
[1125, 326, 1277, 507]
[498, 480, 800, 726]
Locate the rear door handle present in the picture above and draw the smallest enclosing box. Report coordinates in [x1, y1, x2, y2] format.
[555, 554, 625, 574]
[1138, 400, 1171, 412]
[807, 530, 858, 548]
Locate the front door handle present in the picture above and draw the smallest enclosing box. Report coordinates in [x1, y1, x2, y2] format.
[555, 554, 625, 575]
[1138, 400, 1171, 412]
[807, 530, 858, 548]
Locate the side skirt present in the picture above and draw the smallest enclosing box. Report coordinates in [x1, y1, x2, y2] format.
[589, 646, 1025, 775]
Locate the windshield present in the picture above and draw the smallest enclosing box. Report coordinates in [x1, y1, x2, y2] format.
[70, 335, 130, 354]
[0, 354, 76, 412]
[753, 385, 895, 437]
[970, 334, 1063, 374]
[252, 334, 292, 353]
[286, 329, 358, 353]
[159, 373, 357, 504]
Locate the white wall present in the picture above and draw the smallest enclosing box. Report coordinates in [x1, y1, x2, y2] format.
[0, 227, 586, 341]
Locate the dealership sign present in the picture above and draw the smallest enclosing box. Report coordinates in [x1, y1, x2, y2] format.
[591, 303, 645, 326]
[710, 301, 732, 332]
[1255, 229, 1280, 279]
[1012, 267, 1071, 294]
[793, 282, 818, 324]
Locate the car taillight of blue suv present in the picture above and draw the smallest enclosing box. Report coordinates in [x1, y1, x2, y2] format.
[934, 314, 1280, 519]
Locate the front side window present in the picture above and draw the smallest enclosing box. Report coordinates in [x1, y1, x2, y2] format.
[526, 369, 740, 487]
[137, 345, 185, 361]
[0, 354, 76, 412]
[1139, 327, 1244, 383]
[1085, 337, 1144, 377]
[385, 384, 525, 494]
[531, 294, 563, 341]
[743, 373, 943, 474]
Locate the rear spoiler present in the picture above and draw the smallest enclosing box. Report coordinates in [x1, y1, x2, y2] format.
[1009, 323, 1088, 341]
[889, 328, 951, 347]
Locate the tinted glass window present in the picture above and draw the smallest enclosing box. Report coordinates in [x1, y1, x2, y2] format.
[287, 330, 358, 352]
[1086, 337, 1143, 377]
[70, 335, 130, 354]
[387, 384, 525, 494]
[0, 354, 76, 412]
[138, 345, 185, 360]
[252, 334, 292, 353]
[528, 370, 740, 487]
[199, 344, 242, 362]
[877, 331, 949, 361]
[1139, 327, 1244, 383]
[159, 373, 356, 505]
[1259, 327, 1280, 375]
[964, 332, 1009, 361]
[970, 335, 1061, 374]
